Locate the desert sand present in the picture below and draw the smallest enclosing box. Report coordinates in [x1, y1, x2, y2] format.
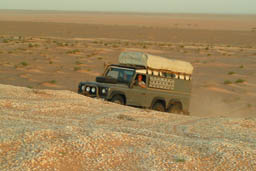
[0, 84, 256, 170]
[0, 10, 256, 117]
[0, 10, 256, 170]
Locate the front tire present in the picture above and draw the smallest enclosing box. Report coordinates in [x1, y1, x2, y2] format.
[111, 95, 124, 105]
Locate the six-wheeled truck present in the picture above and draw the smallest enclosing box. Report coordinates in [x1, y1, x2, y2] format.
[78, 51, 193, 115]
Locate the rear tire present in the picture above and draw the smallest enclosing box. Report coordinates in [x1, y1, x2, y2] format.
[167, 102, 183, 114]
[111, 95, 124, 105]
[152, 102, 165, 112]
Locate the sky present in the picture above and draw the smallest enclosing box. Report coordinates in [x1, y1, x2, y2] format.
[0, 0, 256, 14]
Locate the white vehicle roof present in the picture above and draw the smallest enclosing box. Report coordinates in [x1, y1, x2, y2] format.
[119, 51, 193, 75]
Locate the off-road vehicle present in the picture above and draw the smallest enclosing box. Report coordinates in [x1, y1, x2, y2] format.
[78, 52, 193, 114]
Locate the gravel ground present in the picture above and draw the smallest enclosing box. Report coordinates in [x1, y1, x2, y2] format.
[0, 84, 256, 170]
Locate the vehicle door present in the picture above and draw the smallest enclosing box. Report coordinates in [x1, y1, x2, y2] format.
[126, 74, 148, 107]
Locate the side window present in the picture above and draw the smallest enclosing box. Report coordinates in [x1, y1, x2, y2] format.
[134, 74, 147, 88]
[135, 74, 146, 82]
[163, 72, 176, 78]
[107, 70, 119, 79]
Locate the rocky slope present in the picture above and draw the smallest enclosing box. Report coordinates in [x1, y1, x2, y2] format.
[0, 84, 255, 170]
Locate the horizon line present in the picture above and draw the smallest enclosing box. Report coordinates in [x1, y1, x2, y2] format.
[1, 8, 256, 16]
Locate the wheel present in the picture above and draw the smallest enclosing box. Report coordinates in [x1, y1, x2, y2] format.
[111, 95, 124, 105]
[167, 103, 183, 114]
[152, 102, 165, 112]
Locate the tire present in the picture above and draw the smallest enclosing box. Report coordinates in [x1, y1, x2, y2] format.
[167, 103, 183, 114]
[152, 102, 165, 112]
[111, 95, 124, 105]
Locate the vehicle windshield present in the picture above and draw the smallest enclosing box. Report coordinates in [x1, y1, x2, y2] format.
[105, 67, 135, 83]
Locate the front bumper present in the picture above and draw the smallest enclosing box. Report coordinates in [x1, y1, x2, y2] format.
[78, 83, 109, 99]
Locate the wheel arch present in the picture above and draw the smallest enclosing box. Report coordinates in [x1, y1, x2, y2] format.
[151, 97, 167, 109]
[167, 99, 183, 110]
[110, 91, 127, 105]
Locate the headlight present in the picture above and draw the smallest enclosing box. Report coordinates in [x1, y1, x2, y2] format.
[81, 86, 85, 91]
[86, 87, 90, 92]
[102, 88, 106, 94]
[91, 87, 96, 93]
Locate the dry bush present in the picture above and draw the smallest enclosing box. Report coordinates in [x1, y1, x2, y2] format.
[117, 114, 135, 121]
[235, 79, 245, 83]
[224, 80, 232, 85]
[74, 66, 81, 71]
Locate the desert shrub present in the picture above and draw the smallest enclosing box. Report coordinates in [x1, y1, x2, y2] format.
[205, 47, 209, 50]
[117, 114, 135, 121]
[173, 156, 186, 163]
[97, 57, 103, 60]
[228, 71, 235, 75]
[20, 61, 28, 66]
[87, 53, 97, 58]
[49, 61, 53, 64]
[235, 79, 245, 83]
[239, 65, 244, 69]
[49, 80, 56, 84]
[56, 42, 64, 46]
[224, 80, 232, 84]
[112, 44, 119, 48]
[18, 48, 27, 51]
[28, 43, 39, 48]
[28, 43, 33, 48]
[75, 61, 82, 65]
[175, 158, 185, 162]
[180, 45, 184, 48]
[3, 39, 8, 43]
[73, 66, 81, 71]
[67, 49, 80, 54]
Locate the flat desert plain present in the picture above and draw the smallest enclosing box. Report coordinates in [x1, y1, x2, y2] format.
[0, 10, 256, 117]
[0, 10, 256, 170]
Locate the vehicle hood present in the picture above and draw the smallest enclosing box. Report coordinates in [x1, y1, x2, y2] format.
[79, 81, 128, 89]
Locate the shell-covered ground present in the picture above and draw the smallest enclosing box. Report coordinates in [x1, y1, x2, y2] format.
[0, 84, 256, 170]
